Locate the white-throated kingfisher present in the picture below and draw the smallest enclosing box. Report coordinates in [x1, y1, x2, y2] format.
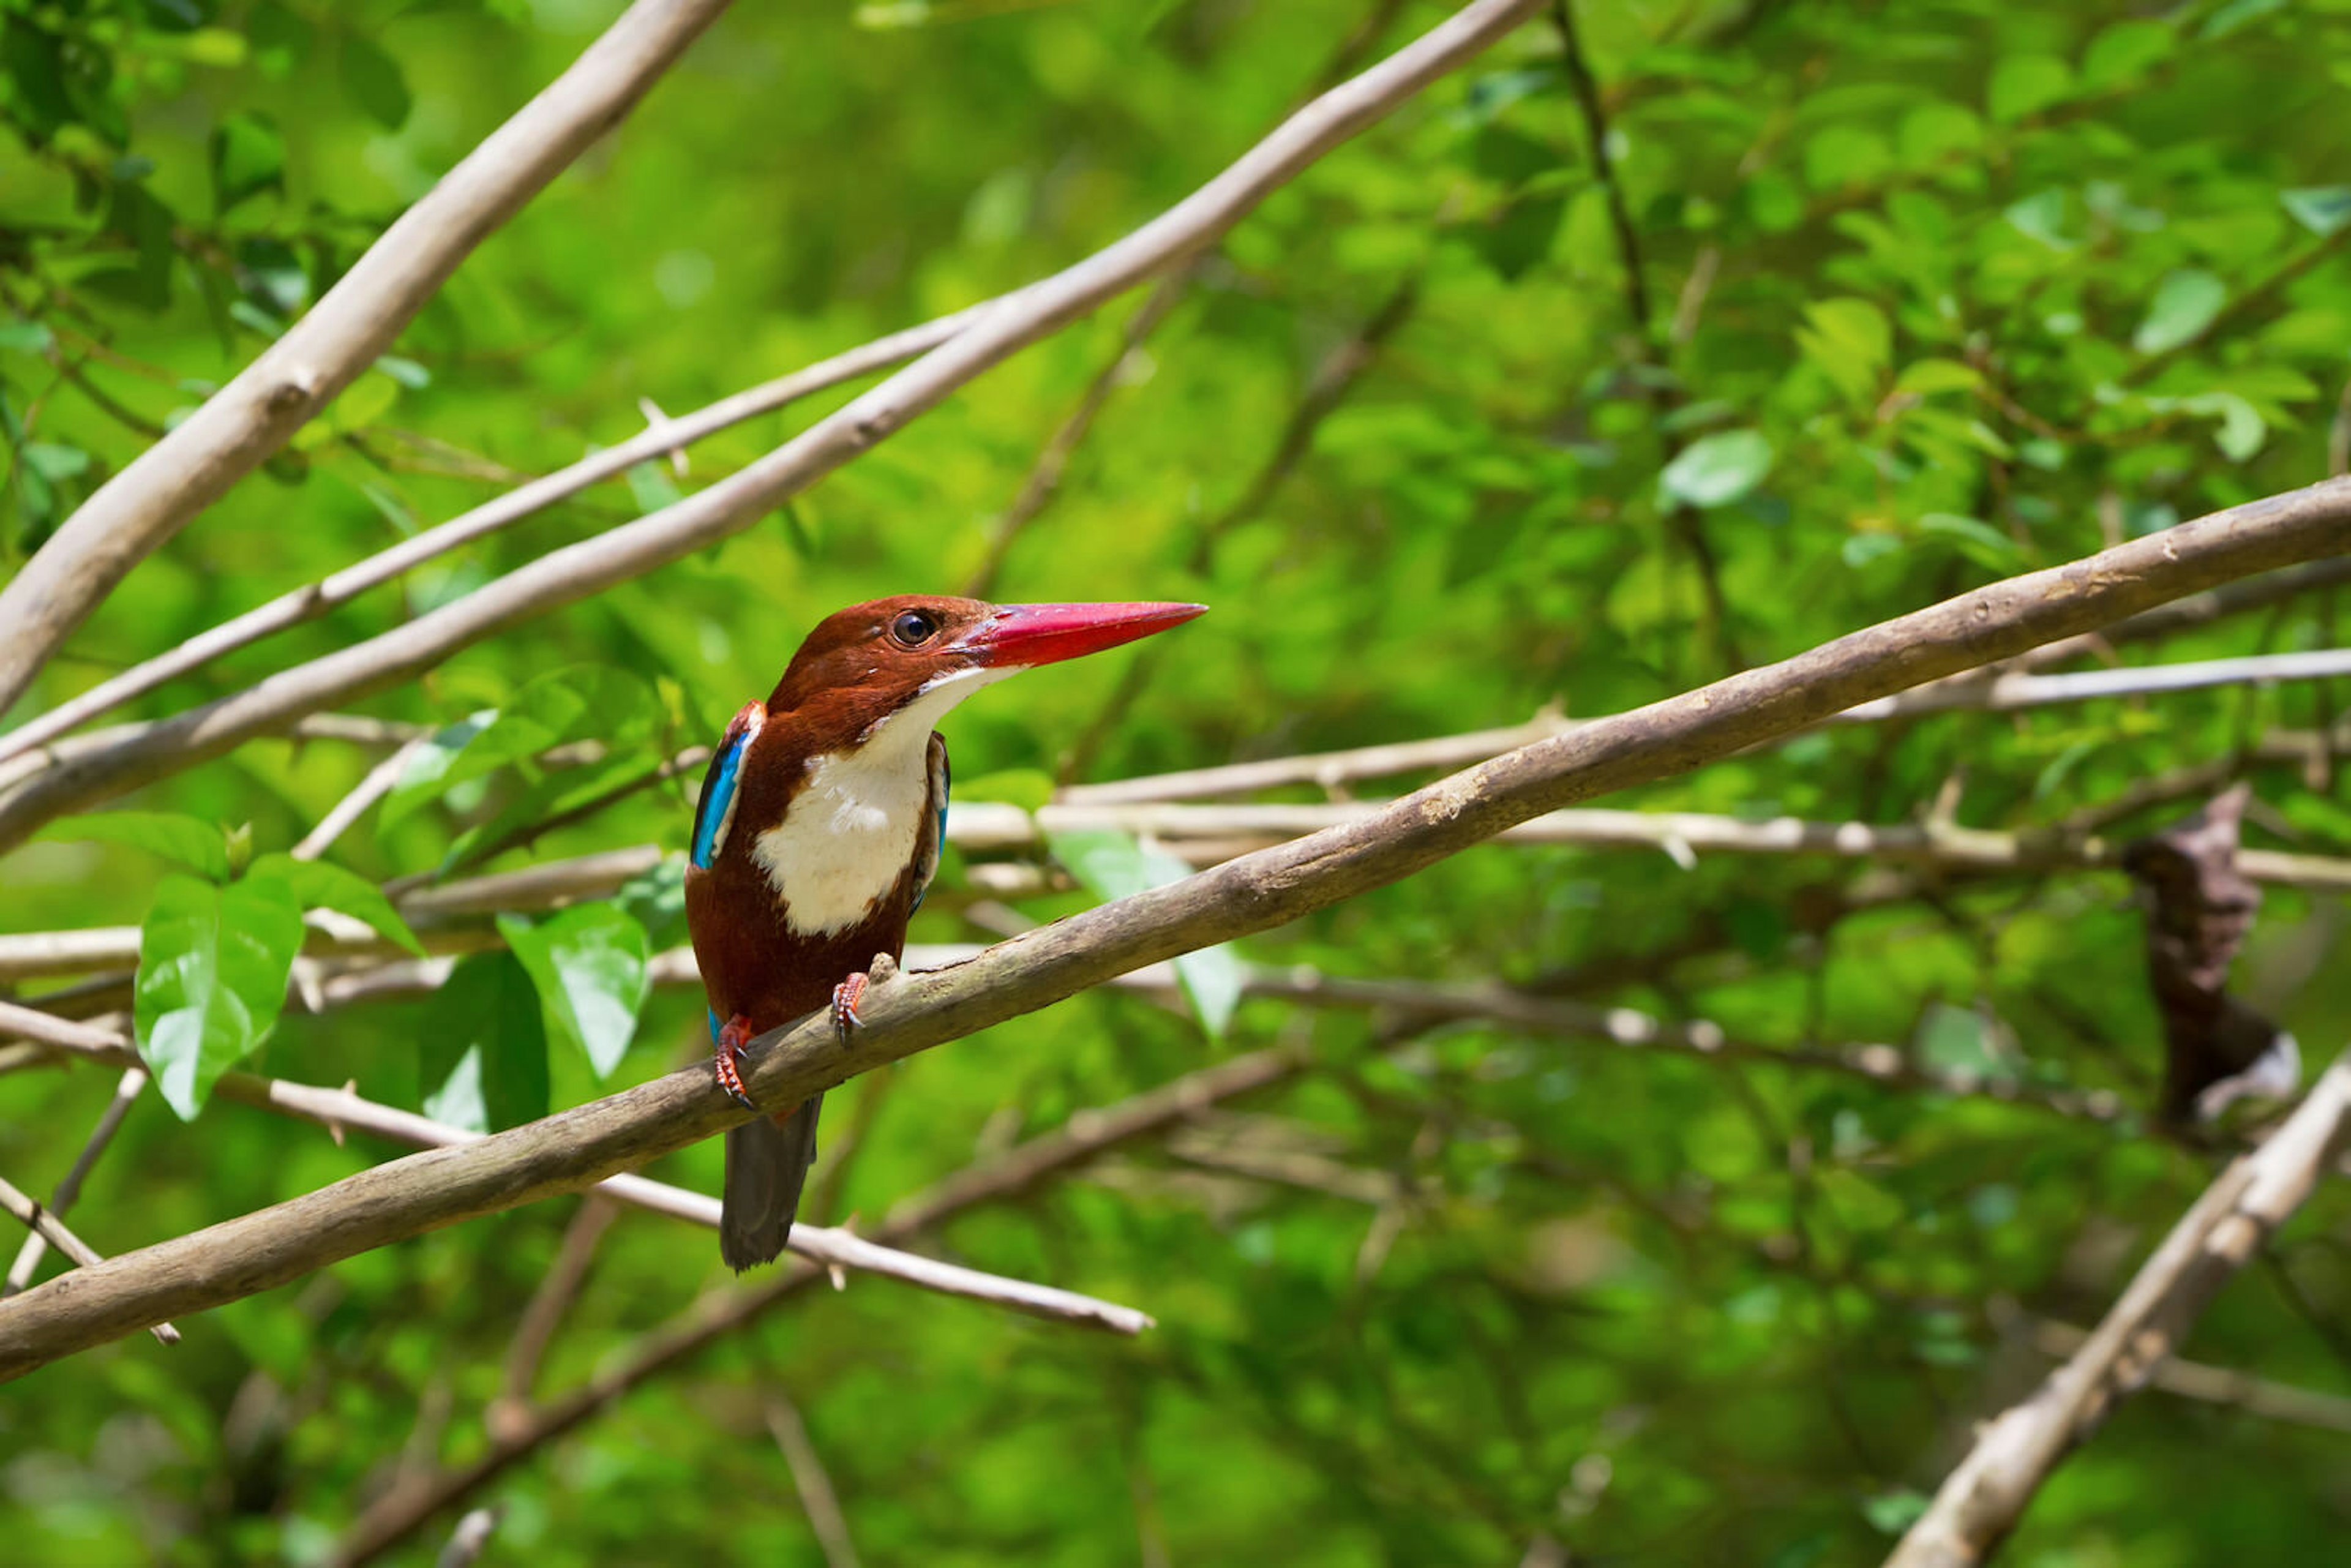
[685, 595, 1205, 1270]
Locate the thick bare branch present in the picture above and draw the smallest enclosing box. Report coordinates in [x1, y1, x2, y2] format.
[0, 484, 2340, 1378]
[1887, 1050, 2351, 1568]
[0, 0, 736, 716]
[953, 801, 2351, 891]
[0, 0, 1547, 855]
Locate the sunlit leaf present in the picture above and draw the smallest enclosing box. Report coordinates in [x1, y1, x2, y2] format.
[498, 904, 650, 1078]
[135, 874, 307, 1118]
[37, 811, 230, 881]
[247, 852, 425, 956]
[2132, 269, 2227, 356]
[1659, 430, 1773, 509]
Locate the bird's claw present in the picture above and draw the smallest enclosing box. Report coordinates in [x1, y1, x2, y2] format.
[831, 953, 897, 1047]
[830, 973, 868, 1046]
[713, 1015, 757, 1109]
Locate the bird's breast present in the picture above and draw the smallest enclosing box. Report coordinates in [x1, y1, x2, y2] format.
[751, 743, 928, 937]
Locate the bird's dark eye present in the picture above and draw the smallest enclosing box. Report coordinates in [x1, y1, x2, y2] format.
[888, 609, 940, 648]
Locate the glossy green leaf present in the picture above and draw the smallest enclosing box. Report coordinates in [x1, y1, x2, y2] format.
[135, 872, 307, 1118]
[497, 904, 650, 1078]
[381, 666, 664, 829]
[247, 852, 424, 956]
[421, 951, 550, 1133]
[37, 811, 230, 881]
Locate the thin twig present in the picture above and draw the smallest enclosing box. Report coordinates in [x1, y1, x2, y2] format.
[2, 1065, 147, 1296]
[488, 1194, 620, 1436]
[0, 0, 738, 718]
[294, 737, 431, 861]
[765, 1395, 863, 1568]
[1887, 1051, 2351, 1568]
[0, 1171, 179, 1345]
[2023, 1316, 2351, 1436]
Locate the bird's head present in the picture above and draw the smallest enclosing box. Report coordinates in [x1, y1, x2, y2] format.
[765, 595, 1207, 737]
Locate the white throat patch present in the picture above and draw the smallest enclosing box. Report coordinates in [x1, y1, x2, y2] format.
[751, 664, 1021, 936]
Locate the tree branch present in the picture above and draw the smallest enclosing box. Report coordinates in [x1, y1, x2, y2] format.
[1886, 1049, 2351, 1568]
[0, 310, 975, 768]
[0, 1171, 177, 1345]
[0, 486, 2339, 1377]
[0, 0, 737, 718]
[0, 0, 1547, 855]
[0, 1002, 1150, 1337]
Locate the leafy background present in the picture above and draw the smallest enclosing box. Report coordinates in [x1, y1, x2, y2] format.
[6, 0, 2351, 1562]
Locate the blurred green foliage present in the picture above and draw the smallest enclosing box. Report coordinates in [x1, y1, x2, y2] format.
[4, 0, 2351, 1563]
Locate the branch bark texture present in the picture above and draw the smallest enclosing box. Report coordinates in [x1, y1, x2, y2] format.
[0, 0, 735, 717]
[0, 489, 2341, 1378]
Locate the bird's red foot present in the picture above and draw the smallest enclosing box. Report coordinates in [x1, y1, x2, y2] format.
[831, 973, 869, 1046]
[714, 1014, 756, 1109]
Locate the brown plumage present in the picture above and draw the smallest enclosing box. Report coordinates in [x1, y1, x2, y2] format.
[685, 595, 1205, 1269]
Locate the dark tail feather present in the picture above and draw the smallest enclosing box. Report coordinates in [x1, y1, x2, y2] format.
[719, 1093, 823, 1272]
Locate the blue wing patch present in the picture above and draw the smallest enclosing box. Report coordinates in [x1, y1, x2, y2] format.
[910, 733, 948, 915]
[690, 705, 759, 871]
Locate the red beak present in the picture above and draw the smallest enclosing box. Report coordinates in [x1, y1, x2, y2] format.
[961, 601, 1207, 669]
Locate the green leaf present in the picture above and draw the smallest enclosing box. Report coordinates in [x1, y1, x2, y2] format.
[1917, 512, 2022, 569]
[2181, 391, 2266, 459]
[135, 873, 307, 1119]
[21, 443, 91, 482]
[1987, 54, 2072, 122]
[247, 852, 424, 956]
[37, 811, 230, 881]
[341, 34, 412, 129]
[1048, 830, 1240, 1039]
[625, 459, 683, 516]
[2282, 186, 2351, 238]
[1659, 430, 1774, 509]
[0, 320, 53, 354]
[2132, 269, 2227, 356]
[383, 667, 666, 829]
[421, 951, 550, 1133]
[1862, 1490, 1932, 1536]
[2080, 20, 2176, 88]
[2003, 189, 2079, 250]
[210, 111, 283, 213]
[1893, 358, 1983, 396]
[1472, 194, 1564, 282]
[1796, 298, 1892, 405]
[497, 904, 650, 1078]
[440, 754, 661, 874]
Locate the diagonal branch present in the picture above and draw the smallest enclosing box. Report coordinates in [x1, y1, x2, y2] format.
[0, 0, 1545, 856]
[0, 484, 2340, 1378]
[0, 0, 737, 718]
[0, 1172, 178, 1346]
[1886, 1049, 2351, 1568]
